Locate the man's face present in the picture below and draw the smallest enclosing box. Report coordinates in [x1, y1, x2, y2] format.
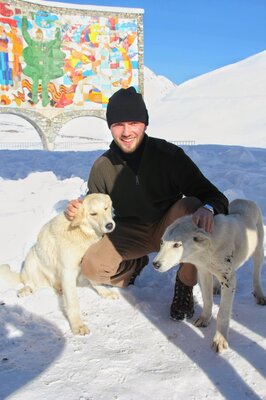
[110, 121, 146, 153]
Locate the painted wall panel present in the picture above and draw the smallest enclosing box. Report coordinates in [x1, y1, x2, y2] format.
[0, 0, 143, 111]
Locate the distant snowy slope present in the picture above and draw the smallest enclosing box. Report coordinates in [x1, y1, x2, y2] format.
[144, 66, 177, 105]
[148, 51, 266, 147]
[0, 51, 265, 148]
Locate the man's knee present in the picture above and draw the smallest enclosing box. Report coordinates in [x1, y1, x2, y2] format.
[80, 238, 123, 285]
[81, 252, 102, 283]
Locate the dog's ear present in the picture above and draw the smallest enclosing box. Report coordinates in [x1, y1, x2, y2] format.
[70, 204, 85, 228]
[192, 230, 210, 243]
[193, 235, 207, 243]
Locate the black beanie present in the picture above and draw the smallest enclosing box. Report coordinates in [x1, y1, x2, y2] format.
[106, 87, 149, 128]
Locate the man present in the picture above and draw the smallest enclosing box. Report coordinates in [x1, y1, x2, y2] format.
[66, 86, 228, 320]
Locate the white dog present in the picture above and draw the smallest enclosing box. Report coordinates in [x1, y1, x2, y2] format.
[0, 193, 117, 335]
[153, 199, 266, 352]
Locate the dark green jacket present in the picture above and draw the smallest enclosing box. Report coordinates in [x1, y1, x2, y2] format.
[88, 136, 228, 223]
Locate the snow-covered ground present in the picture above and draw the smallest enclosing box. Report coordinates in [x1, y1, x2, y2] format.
[0, 144, 266, 400]
[0, 51, 266, 400]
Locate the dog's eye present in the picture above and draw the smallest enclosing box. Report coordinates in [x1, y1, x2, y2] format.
[104, 207, 108, 211]
[90, 213, 97, 216]
[193, 237, 200, 242]
[173, 242, 181, 248]
[160, 240, 163, 246]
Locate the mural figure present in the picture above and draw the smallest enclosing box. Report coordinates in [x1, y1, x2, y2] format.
[21, 16, 65, 106]
[0, 25, 13, 90]
[6, 25, 23, 89]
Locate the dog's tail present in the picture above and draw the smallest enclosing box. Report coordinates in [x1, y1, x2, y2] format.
[0, 264, 21, 290]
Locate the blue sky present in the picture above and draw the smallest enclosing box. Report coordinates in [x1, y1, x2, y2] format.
[45, 0, 266, 84]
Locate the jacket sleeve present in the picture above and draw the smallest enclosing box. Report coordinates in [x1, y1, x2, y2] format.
[174, 147, 228, 214]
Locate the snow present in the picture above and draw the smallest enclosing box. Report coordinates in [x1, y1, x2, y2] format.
[0, 53, 266, 400]
[148, 51, 266, 148]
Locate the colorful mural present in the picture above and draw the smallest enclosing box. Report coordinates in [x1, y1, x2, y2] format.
[0, 0, 142, 110]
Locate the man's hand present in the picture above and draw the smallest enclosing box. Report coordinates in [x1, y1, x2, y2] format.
[192, 207, 214, 233]
[64, 198, 83, 221]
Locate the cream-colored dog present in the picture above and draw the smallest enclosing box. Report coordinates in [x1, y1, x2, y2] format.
[1, 193, 117, 335]
[153, 199, 266, 352]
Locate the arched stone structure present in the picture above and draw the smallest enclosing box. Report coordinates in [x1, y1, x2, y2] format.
[0, 108, 107, 149]
[0, 0, 144, 149]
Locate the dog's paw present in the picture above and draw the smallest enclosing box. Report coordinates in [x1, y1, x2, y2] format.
[253, 292, 266, 305]
[17, 286, 33, 297]
[94, 285, 119, 300]
[212, 331, 229, 353]
[193, 315, 210, 327]
[101, 290, 119, 300]
[72, 323, 90, 336]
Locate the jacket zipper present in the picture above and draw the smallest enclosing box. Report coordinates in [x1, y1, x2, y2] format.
[136, 175, 140, 185]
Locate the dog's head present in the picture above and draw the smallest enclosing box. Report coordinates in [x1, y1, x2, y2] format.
[153, 215, 211, 272]
[70, 193, 115, 237]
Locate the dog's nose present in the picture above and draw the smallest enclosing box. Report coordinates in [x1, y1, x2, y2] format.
[105, 222, 114, 231]
[153, 261, 161, 270]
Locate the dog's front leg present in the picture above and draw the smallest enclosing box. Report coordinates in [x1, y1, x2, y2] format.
[212, 273, 236, 353]
[61, 267, 90, 335]
[194, 269, 213, 327]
